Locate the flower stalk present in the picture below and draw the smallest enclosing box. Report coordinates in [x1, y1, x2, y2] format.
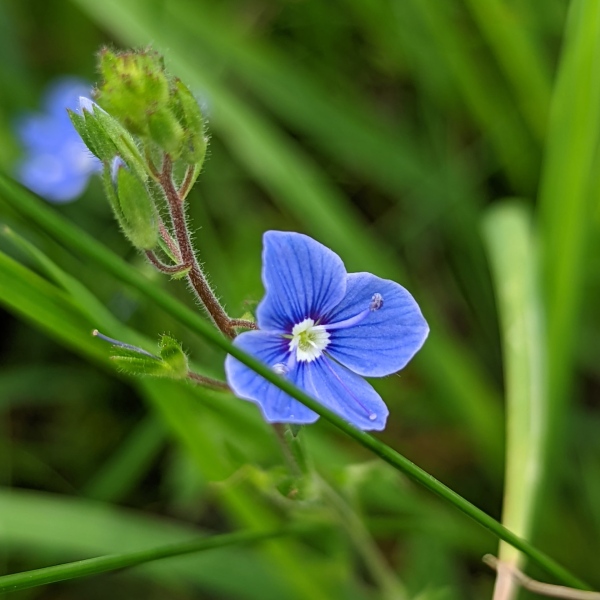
[158, 154, 236, 338]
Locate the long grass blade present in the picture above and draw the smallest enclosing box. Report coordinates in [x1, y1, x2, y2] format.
[0, 528, 290, 594]
[483, 202, 548, 599]
[538, 0, 600, 493]
[462, 0, 551, 140]
[0, 487, 291, 598]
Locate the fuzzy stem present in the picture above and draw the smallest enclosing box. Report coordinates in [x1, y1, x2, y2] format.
[158, 221, 182, 262]
[230, 318, 259, 330]
[160, 155, 235, 338]
[145, 250, 191, 275]
[178, 165, 196, 200]
[186, 371, 230, 391]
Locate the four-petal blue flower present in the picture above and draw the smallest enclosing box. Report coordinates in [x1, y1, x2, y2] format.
[225, 231, 429, 431]
[16, 77, 101, 203]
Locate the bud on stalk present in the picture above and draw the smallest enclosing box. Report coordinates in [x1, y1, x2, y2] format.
[104, 157, 159, 250]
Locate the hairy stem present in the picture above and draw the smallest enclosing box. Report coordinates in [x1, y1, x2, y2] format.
[178, 165, 197, 200]
[158, 221, 182, 262]
[187, 371, 231, 391]
[160, 155, 235, 338]
[230, 318, 259, 330]
[145, 250, 191, 275]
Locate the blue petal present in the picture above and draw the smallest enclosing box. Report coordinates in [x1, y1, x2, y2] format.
[256, 231, 347, 331]
[16, 114, 69, 153]
[306, 357, 389, 431]
[324, 273, 429, 377]
[18, 154, 90, 203]
[225, 330, 319, 424]
[43, 77, 93, 117]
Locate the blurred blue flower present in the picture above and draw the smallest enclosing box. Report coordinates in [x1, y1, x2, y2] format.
[225, 231, 429, 431]
[16, 77, 101, 203]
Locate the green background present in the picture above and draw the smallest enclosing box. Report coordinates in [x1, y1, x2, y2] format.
[0, 0, 599, 598]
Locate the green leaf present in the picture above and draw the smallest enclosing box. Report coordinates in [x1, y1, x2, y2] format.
[407, 0, 537, 190]
[462, 0, 551, 141]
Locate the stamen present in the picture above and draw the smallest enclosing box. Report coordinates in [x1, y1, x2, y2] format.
[325, 293, 384, 331]
[289, 318, 330, 362]
[369, 293, 383, 311]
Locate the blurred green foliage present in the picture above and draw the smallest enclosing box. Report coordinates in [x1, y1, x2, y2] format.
[0, 0, 599, 598]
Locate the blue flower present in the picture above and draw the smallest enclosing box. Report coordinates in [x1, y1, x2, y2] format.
[16, 77, 101, 203]
[225, 231, 429, 431]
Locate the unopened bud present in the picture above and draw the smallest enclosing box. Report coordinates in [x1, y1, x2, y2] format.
[172, 79, 207, 166]
[103, 157, 158, 250]
[69, 98, 148, 179]
[93, 48, 207, 165]
[97, 48, 170, 136]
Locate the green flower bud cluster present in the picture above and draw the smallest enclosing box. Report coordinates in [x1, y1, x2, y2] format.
[68, 48, 208, 252]
[96, 48, 207, 164]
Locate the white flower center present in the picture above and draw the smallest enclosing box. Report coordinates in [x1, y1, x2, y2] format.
[289, 318, 330, 362]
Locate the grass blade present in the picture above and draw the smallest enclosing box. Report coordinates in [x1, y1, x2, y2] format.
[538, 0, 600, 486]
[2, 83, 506, 473]
[0, 528, 290, 594]
[0, 488, 290, 598]
[406, 0, 537, 189]
[462, 0, 551, 140]
[483, 202, 548, 598]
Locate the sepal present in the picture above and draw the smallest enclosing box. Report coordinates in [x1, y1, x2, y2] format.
[171, 79, 207, 166]
[110, 334, 189, 380]
[103, 157, 158, 250]
[69, 99, 148, 180]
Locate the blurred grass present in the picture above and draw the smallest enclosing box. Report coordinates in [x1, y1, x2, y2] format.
[483, 203, 547, 599]
[0, 0, 599, 597]
[539, 0, 600, 482]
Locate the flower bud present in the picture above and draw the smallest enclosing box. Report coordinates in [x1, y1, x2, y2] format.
[106, 333, 189, 380]
[158, 334, 189, 378]
[147, 106, 185, 155]
[97, 48, 170, 136]
[104, 157, 158, 250]
[171, 79, 207, 165]
[69, 98, 148, 180]
[93, 48, 207, 165]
